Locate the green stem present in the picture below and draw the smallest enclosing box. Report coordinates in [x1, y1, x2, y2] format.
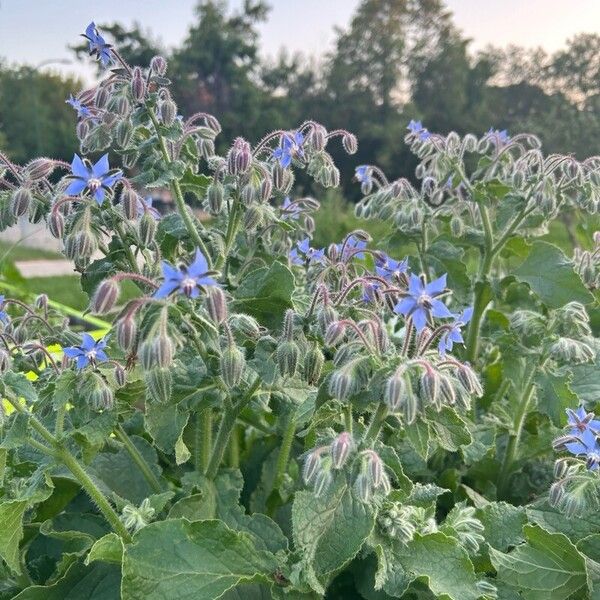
[54, 402, 66, 438]
[113, 220, 139, 274]
[57, 447, 132, 542]
[344, 404, 353, 435]
[273, 411, 297, 491]
[497, 356, 548, 497]
[206, 378, 261, 479]
[4, 394, 131, 542]
[363, 404, 388, 446]
[217, 197, 242, 272]
[194, 409, 212, 472]
[228, 425, 239, 469]
[147, 109, 212, 266]
[114, 425, 162, 494]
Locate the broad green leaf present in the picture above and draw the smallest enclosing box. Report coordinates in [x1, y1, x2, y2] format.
[569, 355, 600, 405]
[168, 493, 215, 521]
[13, 560, 120, 599]
[535, 372, 577, 427]
[121, 519, 279, 600]
[233, 262, 295, 330]
[0, 500, 27, 573]
[404, 418, 431, 460]
[527, 502, 600, 542]
[477, 502, 526, 551]
[490, 524, 588, 600]
[85, 533, 123, 565]
[2, 370, 38, 404]
[394, 532, 482, 600]
[425, 239, 470, 300]
[376, 444, 413, 497]
[145, 402, 189, 454]
[514, 241, 593, 308]
[179, 169, 211, 201]
[427, 406, 472, 452]
[292, 479, 375, 589]
[1, 412, 30, 449]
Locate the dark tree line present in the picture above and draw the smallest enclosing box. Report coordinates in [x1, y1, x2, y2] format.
[1, 0, 599, 195]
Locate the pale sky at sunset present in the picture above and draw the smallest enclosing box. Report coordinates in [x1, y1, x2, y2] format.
[0, 0, 598, 83]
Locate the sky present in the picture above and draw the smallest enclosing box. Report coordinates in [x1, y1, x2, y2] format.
[0, 0, 598, 83]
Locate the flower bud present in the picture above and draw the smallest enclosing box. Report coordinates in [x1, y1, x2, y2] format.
[384, 372, 405, 412]
[325, 321, 346, 346]
[420, 368, 440, 408]
[25, 158, 54, 180]
[64, 230, 97, 261]
[303, 450, 321, 483]
[115, 119, 133, 148]
[229, 314, 261, 340]
[150, 55, 167, 76]
[259, 178, 272, 202]
[365, 450, 384, 488]
[117, 316, 137, 351]
[138, 211, 157, 247]
[329, 368, 356, 401]
[122, 151, 139, 169]
[240, 184, 256, 207]
[86, 373, 114, 411]
[115, 95, 130, 116]
[342, 133, 358, 154]
[354, 472, 372, 503]
[244, 205, 263, 231]
[34, 294, 48, 311]
[76, 119, 90, 141]
[303, 345, 324, 385]
[313, 468, 333, 497]
[317, 305, 337, 335]
[450, 214, 464, 237]
[220, 345, 246, 388]
[438, 373, 456, 407]
[456, 363, 483, 397]
[11, 188, 31, 217]
[114, 363, 127, 387]
[131, 67, 146, 103]
[95, 85, 110, 109]
[140, 330, 174, 370]
[49, 209, 65, 239]
[145, 367, 172, 403]
[205, 114, 221, 134]
[206, 287, 227, 324]
[277, 340, 300, 378]
[206, 182, 224, 215]
[308, 125, 326, 151]
[92, 278, 119, 314]
[160, 99, 177, 126]
[272, 163, 285, 190]
[0, 348, 11, 373]
[197, 138, 215, 159]
[227, 138, 252, 175]
[121, 188, 139, 220]
[331, 432, 352, 469]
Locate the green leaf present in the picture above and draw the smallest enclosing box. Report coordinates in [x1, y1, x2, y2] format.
[477, 502, 527, 551]
[168, 493, 215, 521]
[292, 479, 375, 590]
[145, 402, 189, 454]
[394, 532, 482, 600]
[404, 418, 431, 460]
[514, 241, 593, 308]
[427, 406, 472, 452]
[527, 502, 600, 542]
[569, 356, 600, 405]
[179, 169, 211, 201]
[2, 370, 38, 404]
[535, 372, 577, 427]
[0, 500, 27, 573]
[12, 561, 121, 599]
[121, 519, 279, 600]
[85, 533, 123, 565]
[490, 524, 589, 600]
[1, 412, 30, 449]
[233, 262, 295, 330]
[425, 239, 471, 300]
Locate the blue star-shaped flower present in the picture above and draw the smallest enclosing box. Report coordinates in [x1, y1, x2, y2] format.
[355, 165, 372, 185]
[407, 119, 431, 141]
[281, 197, 301, 220]
[83, 22, 113, 68]
[337, 235, 367, 260]
[66, 95, 91, 119]
[154, 249, 218, 299]
[487, 128, 510, 145]
[65, 154, 122, 205]
[438, 307, 473, 355]
[137, 196, 161, 220]
[273, 131, 304, 168]
[394, 273, 452, 331]
[564, 406, 600, 456]
[362, 281, 381, 303]
[289, 238, 325, 266]
[63, 333, 108, 369]
[376, 254, 408, 281]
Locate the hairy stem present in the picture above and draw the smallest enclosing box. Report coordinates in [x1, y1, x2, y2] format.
[363, 404, 388, 446]
[114, 425, 162, 494]
[273, 410, 297, 492]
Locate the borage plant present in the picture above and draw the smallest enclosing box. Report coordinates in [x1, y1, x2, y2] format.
[0, 22, 600, 600]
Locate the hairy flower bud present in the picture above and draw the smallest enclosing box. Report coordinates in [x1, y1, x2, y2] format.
[131, 67, 146, 103]
[114, 363, 127, 387]
[206, 182, 224, 215]
[220, 345, 246, 388]
[354, 472, 372, 503]
[115, 95, 130, 116]
[384, 372, 405, 412]
[331, 432, 352, 469]
[313, 468, 333, 497]
[150, 55, 167, 76]
[140, 329, 174, 370]
[303, 450, 321, 483]
[115, 119, 133, 148]
[272, 163, 285, 190]
[145, 367, 172, 403]
[138, 211, 157, 247]
[117, 316, 137, 351]
[277, 340, 300, 378]
[197, 138, 215, 159]
[229, 314, 261, 340]
[49, 209, 64, 238]
[325, 321, 346, 346]
[94, 85, 110, 109]
[259, 177, 272, 202]
[420, 368, 440, 408]
[64, 230, 97, 261]
[342, 132, 358, 154]
[0, 348, 11, 374]
[308, 124, 327, 151]
[85, 372, 114, 411]
[240, 184, 256, 207]
[25, 158, 54, 181]
[121, 188, 138, 220]
[303, 344, 324, 385]
[317, 305, 337, 335]
[11, 188, 31, 218]
[206, 287, 227, 324]
[550, 337, 594, 365]
[160, 99, 177, 126]
[92, 278, 119, 314]
[450, 214, 464, 237]
[76, 119, 90, 141]
[456, 363, 483, 397]
[329, 367, 357, 401]
[227, 138, 252, 175]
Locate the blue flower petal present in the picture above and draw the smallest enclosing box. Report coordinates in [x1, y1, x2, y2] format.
[71, 154, 89, 179]
[65, 178, 87, 196]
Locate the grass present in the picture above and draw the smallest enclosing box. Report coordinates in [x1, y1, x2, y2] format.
[0, 240, 63, 261]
